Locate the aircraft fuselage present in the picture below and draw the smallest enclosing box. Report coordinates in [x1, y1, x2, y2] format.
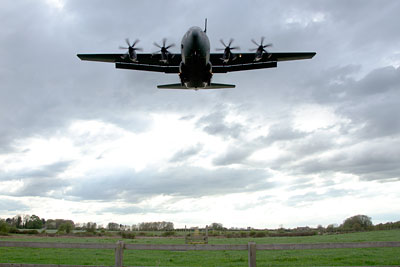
[180, 26, 212, 88]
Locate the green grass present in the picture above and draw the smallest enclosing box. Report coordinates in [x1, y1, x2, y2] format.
[1, 230, 400, 266]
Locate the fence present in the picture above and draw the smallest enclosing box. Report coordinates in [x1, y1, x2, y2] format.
[1, 240, 400, 267]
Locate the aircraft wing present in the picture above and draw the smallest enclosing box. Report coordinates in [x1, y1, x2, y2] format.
[77, 53, 181, 73]
[210, 52, 316, 73]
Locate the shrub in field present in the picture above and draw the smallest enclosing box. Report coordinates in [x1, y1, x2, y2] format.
[8, 227, 20, 234]
[249, 231, 257, 237]
[161, 231, 175, 237]
[342, 215, 373, 231]
[58, 222, 74, 234]
[255, 231, 267, 238]
[0, 220, 10, 234]
[208, 230, 219, 236]
[226, 233, 235, 238]
[73, 231, 96, 237]
[20, 229, 39, 235]
[269, 231, 317, 237]
[121, 231, 136, 239]
[240, 231, 248, 238]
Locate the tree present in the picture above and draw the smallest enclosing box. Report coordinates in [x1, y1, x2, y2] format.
[85, 222, 97, 233]
[0, 219, 9, 233]
[16, 215, 22, 228]
[58, 222, 74, 234]
[210, 223, 224, 230]
[26, 215, 43, 229]
[326, 224, 338, 233]
[108, 222, 119, 231]
[342, 215, 373, 231]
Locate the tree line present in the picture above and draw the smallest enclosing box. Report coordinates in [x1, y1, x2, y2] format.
[1, 214, 400, 235]
[0, 214, 175, 234]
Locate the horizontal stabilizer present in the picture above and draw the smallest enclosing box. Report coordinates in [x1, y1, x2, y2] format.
[157, 83, 236, 89]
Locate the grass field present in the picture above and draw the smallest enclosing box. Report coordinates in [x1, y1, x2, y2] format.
[1, 229, 400, 266]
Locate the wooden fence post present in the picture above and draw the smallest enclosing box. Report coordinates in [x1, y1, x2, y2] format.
[248, 242, 256, 267]
[115, 240, 124, 267]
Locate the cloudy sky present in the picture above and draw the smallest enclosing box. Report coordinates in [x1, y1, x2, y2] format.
[1, 0, 400, 229]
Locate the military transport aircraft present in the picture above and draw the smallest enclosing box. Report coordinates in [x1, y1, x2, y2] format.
[77, 20, 316, 90]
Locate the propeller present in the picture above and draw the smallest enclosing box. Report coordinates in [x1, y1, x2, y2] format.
[216, 38, 240, 63]
[250, 37, 272, 61]
[119, 38, 142, 61]
[153, 38, 175, 63]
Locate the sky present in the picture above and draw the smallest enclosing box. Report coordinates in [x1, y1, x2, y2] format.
[1, 0, 400, 229]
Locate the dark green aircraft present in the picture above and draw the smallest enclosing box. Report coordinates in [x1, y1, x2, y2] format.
[77, 20, 316, 90]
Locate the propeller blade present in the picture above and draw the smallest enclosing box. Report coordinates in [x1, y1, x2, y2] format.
[132, 39, 140, 47]
[162, 38, 167, 47]
[251, 39, 259, 46]
[230, 46, 240, 50]
[119, 46, 129, 49]
[249, 48, 258, 51]
[263, 43, 273, 48]
[260, 36, 265, 46]
[220, 39, 227, 47]
[165, 44, 175, 49]
[125, 38, 131, 47]
[133, 47, 143, 51]
[154, 42, 162, 48]
[228, 38, 234, 47]
[216, 48, 225, 51]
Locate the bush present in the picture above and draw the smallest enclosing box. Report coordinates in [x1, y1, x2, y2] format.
[226, 233, 235, 238]
[342, 215, 373, 231]
[208, 230, 219, 236]
[73, 231, 96, 237]
[8, 227, 20, 234]
[20, 229, 39, 235]
[240, 231, 248, 238]
[121, 231, 136, 239]
[268, 231, 317, 237]
[58, 222, 74, 234]
[161, 231, 175, 237]
[255, 231, 267, 238]
[0, 221, 10, 233]
[249, 231, 257, 237]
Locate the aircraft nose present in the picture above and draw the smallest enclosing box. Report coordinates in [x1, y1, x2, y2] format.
[192, 31, 199, 43]
[191, 30, 201, 48]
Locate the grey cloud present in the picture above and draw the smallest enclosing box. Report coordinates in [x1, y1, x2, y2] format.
[196, 109, 245, 139]
[101, 204, 180, 215]
[264, 123, 307, 143]
[286, 188, 353, 207]
[169, 144, 203, 163]
[0, 198, 29, 212]
[331, 66, 400, 139]
[68, 166, 274, 202]
[212, 145, 255, 166]
[350, 66, 400, 97]
[286, 178, 316, 191]
[0, 161, 72, 197]
[0, 161, 72, 181]
[292, 139, 400, 181]
[9, 177, 70, 198]
[289, 131, 337, 156]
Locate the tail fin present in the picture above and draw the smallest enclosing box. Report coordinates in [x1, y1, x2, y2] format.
[157, 83, 235, 89]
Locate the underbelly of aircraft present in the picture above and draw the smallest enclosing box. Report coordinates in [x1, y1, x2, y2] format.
[180, 56, 212, 88]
